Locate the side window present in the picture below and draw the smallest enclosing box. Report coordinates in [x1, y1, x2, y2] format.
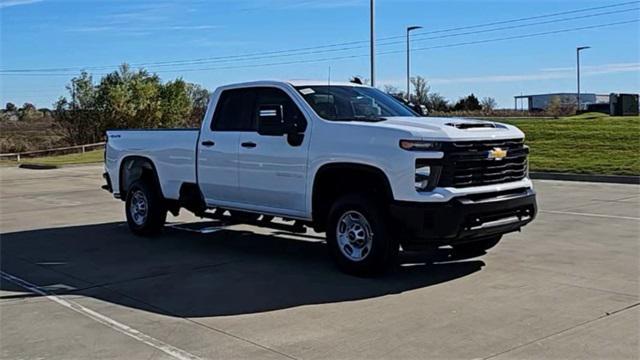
[211, 88, 256, 131]
[254, 87, 307, 132]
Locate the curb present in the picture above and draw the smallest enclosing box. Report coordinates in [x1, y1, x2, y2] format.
[530, 172, 640, 185]
[18, 163, 59, 170]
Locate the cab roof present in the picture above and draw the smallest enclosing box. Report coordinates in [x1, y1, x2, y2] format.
[220, 79, 369, 90]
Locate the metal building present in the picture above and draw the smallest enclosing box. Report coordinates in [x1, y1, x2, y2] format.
[513, 93, 608, 112]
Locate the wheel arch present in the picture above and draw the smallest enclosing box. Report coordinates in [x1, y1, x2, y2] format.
[311, 162, 394, 231]
[118, 156, 163, 200]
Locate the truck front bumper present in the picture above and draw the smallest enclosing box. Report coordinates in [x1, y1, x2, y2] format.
[390, 187, 536, 249]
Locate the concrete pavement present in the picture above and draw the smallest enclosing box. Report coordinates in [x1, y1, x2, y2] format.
[1, 164, 638, 359]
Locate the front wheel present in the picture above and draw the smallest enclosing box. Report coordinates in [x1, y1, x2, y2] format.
[326, 194, 398, 276]
[125, 180, 167, 236]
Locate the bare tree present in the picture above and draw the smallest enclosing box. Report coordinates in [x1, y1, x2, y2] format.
[410, 76, 430, 105]
[382, 84, 399, 94]
[426, 93, 449, 112]
[481, 97, 497, 111]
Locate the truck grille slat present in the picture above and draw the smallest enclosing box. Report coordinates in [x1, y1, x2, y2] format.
[439, 138, 528, 188]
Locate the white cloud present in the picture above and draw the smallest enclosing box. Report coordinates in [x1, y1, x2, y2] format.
[0, 0, 43, 9]
[66, 24, 222, 34]
[428, 62, 640, 85]
[541, 63, 640, 73]
[239, 0, 364, 11]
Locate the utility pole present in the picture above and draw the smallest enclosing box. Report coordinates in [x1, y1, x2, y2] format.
[406, 25, 422, 101]
[370, 0, 375, 87]
[576, 46, 590, 112]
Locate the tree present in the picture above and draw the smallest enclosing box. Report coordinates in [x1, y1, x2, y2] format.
[481, 97, 497, 111]
[68, 71, 96, 110]
[426, 93, 449, 112]
[410, 76, 430, 105]
[5, 102, 17, 112]
[546, 96, 576, 118]
[159, 78, 192, 128]
[186, 83, 210, 127]
[453, 94, 481, 111]
[18, 102, 39, 121]
[54, 63, 198, 144]
[382, 84, 400, 95]
[21, 103, 36, 112]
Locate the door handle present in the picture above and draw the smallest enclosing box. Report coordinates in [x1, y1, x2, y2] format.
[201, 140, 215, 147]
[241, 142, 257, 148]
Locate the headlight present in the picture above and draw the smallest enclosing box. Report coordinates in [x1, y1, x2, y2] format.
[400, 140, 441, 151]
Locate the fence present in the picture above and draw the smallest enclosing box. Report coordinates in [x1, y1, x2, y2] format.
[0, 142, 106, 162]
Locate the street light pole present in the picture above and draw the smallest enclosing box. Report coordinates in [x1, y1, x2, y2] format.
[370, 0, 375, 87]
[406, 25, 422, 101]
[576, 46, 590, 112]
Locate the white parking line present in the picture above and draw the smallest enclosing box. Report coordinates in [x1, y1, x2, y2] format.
[0, 271, 202, 360]
[540, 210, 640, 221]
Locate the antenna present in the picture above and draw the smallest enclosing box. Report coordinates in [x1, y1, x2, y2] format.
[327, 66, 331, 87]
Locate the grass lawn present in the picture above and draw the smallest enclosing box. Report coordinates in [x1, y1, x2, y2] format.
[1, 149, 103, 167]
[499, 113, 640, 175]
[1, 113, 639, 176]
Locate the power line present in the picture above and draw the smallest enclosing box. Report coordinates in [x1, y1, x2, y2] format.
[127, 19, 640, 74]
[150, 6, 639, 70]
[80, 7, 640, 70]
[384, 19, 640, 55]
[1, 0, 638, 73]
[1, 19, 636, 77]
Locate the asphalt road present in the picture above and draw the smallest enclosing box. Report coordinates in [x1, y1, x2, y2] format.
[1, 164, 638, 360]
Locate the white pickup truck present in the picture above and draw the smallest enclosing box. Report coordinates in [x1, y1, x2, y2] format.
[104, 80, 536, 275]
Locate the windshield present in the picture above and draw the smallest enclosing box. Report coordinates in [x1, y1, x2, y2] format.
[295, 85, 418, 121]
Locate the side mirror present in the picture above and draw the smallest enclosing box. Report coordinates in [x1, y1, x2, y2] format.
[257, 105, 286, 136]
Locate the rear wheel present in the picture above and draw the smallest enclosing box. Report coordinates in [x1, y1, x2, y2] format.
[125, 180, 167, 236]
[453, 236, 502, 255]
[327, 194, 398, 276]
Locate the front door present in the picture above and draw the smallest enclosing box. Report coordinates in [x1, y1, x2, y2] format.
[237, 86, 310, 217]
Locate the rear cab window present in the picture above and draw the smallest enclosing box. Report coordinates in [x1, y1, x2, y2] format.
[211, 88, 256, 131]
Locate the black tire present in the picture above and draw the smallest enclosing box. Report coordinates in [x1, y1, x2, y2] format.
[326, 194, 398, 276]
[125, 180, 167, 236]
[453, 236, 502, 255]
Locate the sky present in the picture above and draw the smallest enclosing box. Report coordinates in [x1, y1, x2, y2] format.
[0, 0, 639, 109]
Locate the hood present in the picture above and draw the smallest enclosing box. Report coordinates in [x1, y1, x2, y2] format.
[355, 116, 524, 141]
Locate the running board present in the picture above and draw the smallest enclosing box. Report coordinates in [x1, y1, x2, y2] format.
[195, 211, 309, 234]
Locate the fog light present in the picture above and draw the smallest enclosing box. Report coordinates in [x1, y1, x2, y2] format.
[415, 165, 431, 190]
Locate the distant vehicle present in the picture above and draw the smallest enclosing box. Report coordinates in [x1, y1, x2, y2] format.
[103, 80, 537, 275]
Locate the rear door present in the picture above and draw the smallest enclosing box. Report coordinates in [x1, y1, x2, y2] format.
[198, 88, 256, 205]
[237, 86, 310, 217]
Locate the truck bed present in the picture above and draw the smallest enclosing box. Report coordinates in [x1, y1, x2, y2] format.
[105, 129, 199, 200]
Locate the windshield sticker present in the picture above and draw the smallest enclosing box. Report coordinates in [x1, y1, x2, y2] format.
[299, 88, 315, 95]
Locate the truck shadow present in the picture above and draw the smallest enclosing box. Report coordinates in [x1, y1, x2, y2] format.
[0, 222, 484, 317]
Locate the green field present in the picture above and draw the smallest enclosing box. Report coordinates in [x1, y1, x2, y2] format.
[500, 113, 640, 175]
[1, 149, 103, 167]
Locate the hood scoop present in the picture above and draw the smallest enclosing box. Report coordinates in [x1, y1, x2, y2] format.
[445, 122, 496, 130]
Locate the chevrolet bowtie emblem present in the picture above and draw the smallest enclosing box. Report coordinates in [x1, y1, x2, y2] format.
[488, 147, 508, 160]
